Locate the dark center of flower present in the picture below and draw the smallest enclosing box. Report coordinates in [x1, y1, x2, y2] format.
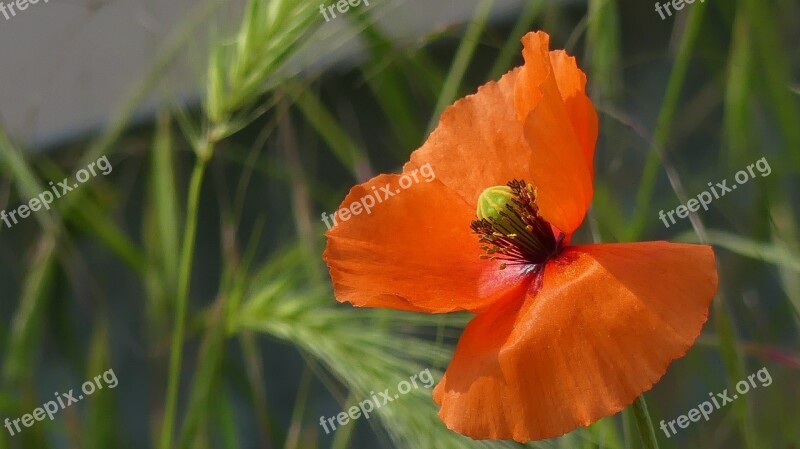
[471, 180, 564, 270]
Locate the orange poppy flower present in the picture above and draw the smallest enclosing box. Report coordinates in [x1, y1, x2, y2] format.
[323, 31, 718, 441]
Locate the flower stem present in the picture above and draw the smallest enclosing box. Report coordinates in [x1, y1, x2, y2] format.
[631, 395, 660, 449]
[159, 156, 208, 449]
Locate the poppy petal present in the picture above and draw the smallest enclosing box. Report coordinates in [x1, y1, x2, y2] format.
[549, 49, 598, 171]
[433, 241, 717, 441]
[515, 31, 596, 235]
[406, 68, 535, 209]
[323, 173, 534, 314]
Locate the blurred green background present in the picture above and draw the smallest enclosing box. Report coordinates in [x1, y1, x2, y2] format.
[1, 0, 798, 448]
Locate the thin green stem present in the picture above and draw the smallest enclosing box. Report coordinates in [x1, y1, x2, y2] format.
[631, 395, 660, 449]
[622, 407, 636, 449]
[159, 156, 209, 449]
[284, 367, 314, 449]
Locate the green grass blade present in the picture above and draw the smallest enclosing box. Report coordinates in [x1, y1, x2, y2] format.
[770, 201, 800, 324]
[150, 113, 182, 289]
[586, 0, 622, 102]
[624, 1, 708, 241]
[159, 157, 209, 449]
[2, 235, 57, 386]
[744, 0, 800, 165]
[351, 12, 427, 152]
[283, 367, 313, 449]
[217, 393, 242, 449]
[284, 81, 366, 178]
[177, 300, 228, 449]
[676, 229, 800, 273]
[723, 3, 753, 169]
[85, 321, 122, 449]
[239, 332, 279, 448]
[631, 396, 659, 449]
[0, 128, 57, 233]
[1, 235, 57, 448]
[34, 158, 146, 275]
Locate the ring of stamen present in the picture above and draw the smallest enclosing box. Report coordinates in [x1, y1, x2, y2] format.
[471, 180, 563, 269]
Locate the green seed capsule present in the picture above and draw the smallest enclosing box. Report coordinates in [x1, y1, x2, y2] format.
[476, 185, 514, 221]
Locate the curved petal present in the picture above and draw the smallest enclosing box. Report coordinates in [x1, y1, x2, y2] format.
[515, 31, 596, 234]
[433, 242, 717, 441]
[550, 50, 598, 170]
[323, 173, 534, 314]
[515, 32, 597, 172]
[406, 68, 535, 210]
